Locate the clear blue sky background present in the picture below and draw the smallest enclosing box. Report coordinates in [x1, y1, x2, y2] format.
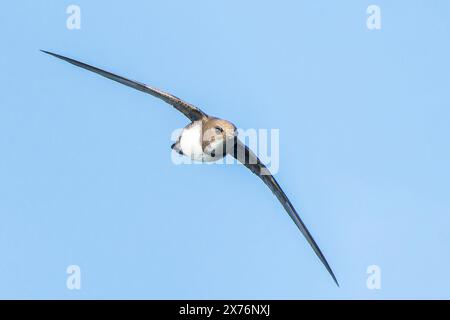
[1, 1, 449, 299]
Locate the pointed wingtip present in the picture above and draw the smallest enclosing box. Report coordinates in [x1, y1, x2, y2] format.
[323, 263, 339, 287]
[325, 261, 340, 288]
[317, 252, 340, 287]
[333, 275, 340, 288]
[40, 50, 79, 67]
[40, 49, 58, 57]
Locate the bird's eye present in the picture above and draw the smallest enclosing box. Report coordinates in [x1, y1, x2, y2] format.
[215, 127, 224, 134]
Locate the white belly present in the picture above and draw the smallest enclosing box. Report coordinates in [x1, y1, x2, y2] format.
[179, 121, 205, 161]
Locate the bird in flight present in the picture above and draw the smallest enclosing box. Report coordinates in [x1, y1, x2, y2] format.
[41, 50, 339, 286]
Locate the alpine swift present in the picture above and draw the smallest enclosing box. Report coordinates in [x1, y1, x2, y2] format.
[41, 50, 339, 286]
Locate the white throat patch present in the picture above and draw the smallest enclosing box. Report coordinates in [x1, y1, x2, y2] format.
[179, 121, 204, 161]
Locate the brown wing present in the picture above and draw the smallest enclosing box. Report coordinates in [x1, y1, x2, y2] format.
[41, 50, 208, 122]
[230, 138, 339, 286]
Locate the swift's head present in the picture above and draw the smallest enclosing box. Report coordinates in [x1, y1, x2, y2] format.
[202, 118, 237, 159]
[205, 118, 237, 141]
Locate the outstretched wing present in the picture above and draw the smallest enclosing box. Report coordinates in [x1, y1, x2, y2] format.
[41, 50, 208, 122]
[230, 138, 339, 286]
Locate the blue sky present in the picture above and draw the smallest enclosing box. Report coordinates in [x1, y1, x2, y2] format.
[1, 0, 450, 299]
